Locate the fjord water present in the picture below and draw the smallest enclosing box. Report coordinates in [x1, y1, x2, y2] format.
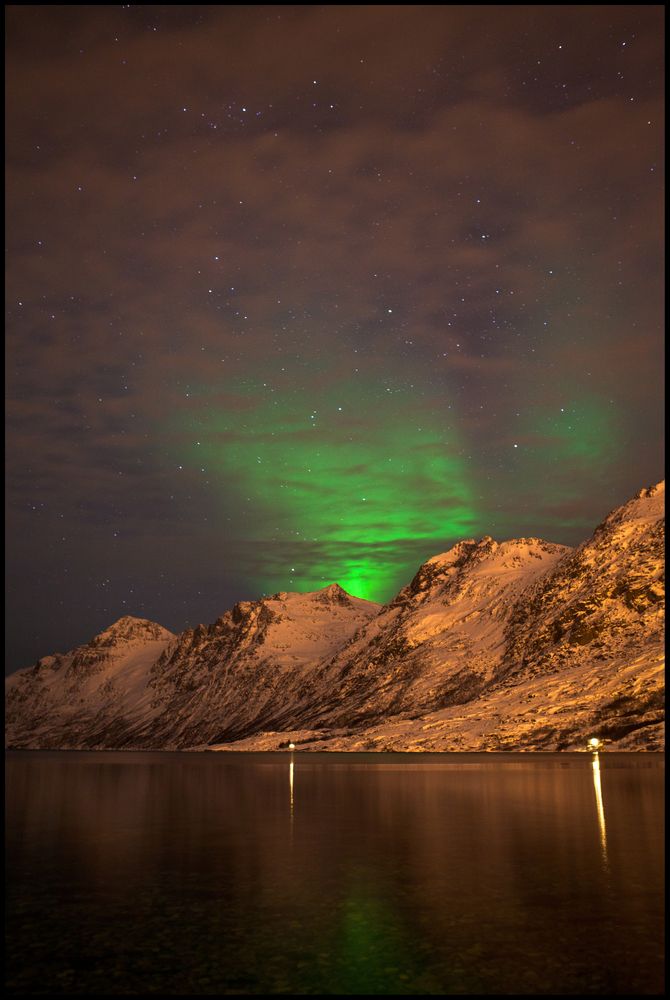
[5, 752, 664, 995]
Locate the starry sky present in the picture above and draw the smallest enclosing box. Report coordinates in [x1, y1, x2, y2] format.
[6, 5, 664, 673]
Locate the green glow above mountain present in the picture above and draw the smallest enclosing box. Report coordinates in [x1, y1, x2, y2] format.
[538, 398, 617, 465]
[180, 375, 476, 602]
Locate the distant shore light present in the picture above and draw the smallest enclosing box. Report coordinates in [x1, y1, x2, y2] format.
[588, 737, 601, 750]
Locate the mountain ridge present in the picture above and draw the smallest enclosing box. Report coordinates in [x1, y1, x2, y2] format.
[6, 482, 664, 751]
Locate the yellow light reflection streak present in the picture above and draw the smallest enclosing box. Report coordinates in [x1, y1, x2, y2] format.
[591, 753, 609, 868]
[289, 755, 294, 822]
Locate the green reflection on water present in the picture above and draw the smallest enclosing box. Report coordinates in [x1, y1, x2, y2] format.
[338, 887, 413, 993]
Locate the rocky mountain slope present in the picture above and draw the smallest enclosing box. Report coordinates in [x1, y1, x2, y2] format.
[5, 483, 665, 751]
[135, 584, 380, 748]
[288, 537, 570, 730]
[218, 482, 665, 752]
[5, 617, 175, 748]
[502, 482, 665, 684]
[5, 587, 380, 749]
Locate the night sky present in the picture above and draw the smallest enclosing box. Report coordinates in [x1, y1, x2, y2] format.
[6, 5, 664, 674]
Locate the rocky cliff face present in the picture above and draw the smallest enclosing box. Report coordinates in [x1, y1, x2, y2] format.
[5, 589, 380, 749]
[226, 482, 664, 752]
[139, 584, 381, 747]
[5, 617, 175, 748]
[502, 482, 665, 681]
[5, 484, 665, 751]
[294, 537, 570, 730]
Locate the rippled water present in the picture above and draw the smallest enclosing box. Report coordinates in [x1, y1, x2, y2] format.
[5, 751, 665, 994]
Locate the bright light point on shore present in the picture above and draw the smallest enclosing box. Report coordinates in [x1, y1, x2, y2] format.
[589, 737, 601, 749]
[288, 742, 295, 749]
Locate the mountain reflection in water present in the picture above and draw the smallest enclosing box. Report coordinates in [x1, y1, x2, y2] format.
[5, 751, 664, 995]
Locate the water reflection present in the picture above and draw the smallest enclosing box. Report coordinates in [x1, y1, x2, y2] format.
[591, 753, 609, 869]
[6, 751, 664, 996]
[289, 754, 294, 823]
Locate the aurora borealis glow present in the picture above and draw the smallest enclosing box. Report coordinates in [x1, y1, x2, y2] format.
[5, 5, 664, 671]
[180, 373, 475, 601]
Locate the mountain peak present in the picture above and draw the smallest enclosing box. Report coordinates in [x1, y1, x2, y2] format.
[108, 615, 158, 629]
[637, 480, 664, 498]
[265, 583, 371, 607]
[395, 535, 569, 606]
[426, 536, 497, 565]
[314, 582, 357, 606]
[595, 479, 665, 539]
[90, 616, 174, 648]
[624, 479, 664, 512]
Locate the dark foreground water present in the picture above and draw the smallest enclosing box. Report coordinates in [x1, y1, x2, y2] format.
[5, 751, 665, 995]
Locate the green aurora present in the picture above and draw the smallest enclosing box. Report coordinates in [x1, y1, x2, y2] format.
[531, 397, 619, 468]
[179, 376, 477, 603]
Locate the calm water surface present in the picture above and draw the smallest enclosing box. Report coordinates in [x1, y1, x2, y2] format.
[5, 751, 665, 995]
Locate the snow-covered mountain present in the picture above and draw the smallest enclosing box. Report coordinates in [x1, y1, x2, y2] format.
[136, 584, 380, 747]
[283, 537, 570, 732]
[503, 482, 665, 683]
[5, 588, 380, 749]
[5, 483, 665, 751]
[5, 617, 175, 748]
[223, 482, 665, 752]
